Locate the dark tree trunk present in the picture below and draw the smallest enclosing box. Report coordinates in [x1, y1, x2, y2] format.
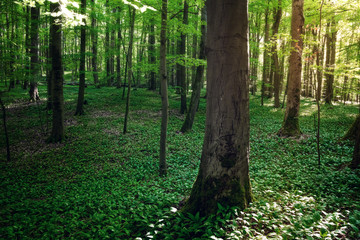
[23, 6, 30, 90]
[75, 0, 87, 116]
[159, 0, 168, 176]
[116, 7, 122, 88]
[350, 115, 360, 169]
[180, 6, 206, 133]
[278, 0, 304, 137]
[0, 97, 11, 161]
[123, 7, 136, 134]
[183, 0, 252, 216]
[179, 0, 188, 114]
[91, 0, 99, 85]
[48, 2, 64, 143]
[29, 5, 40, 102]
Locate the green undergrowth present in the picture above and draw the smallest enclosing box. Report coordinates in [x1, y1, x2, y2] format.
[0, 86, 359, 239]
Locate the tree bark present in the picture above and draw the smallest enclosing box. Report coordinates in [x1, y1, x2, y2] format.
[123, 7, 136, 134]
[183, 0, 252, 216]
[148, 19, 156, 90]
[75, 0, 87, 116]
[278, 0, 304, 137]
[0, 97, 11, 161]
[91, 0, 99, 86]
[180, 6, 206, 133]
[261, 6, 270, 106]
[48, 2, 65, 143]
[159, 0, 168, 176]
[350, 114, 360, 169]
[272, 0, 282, 108]
[324, 20, 337, 105]
[29, 5, 40, 102]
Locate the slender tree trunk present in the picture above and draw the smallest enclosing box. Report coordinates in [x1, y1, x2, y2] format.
[180, 0, 188, 114]
[48, 2, 65, 143]
[29, 5, 40, 102]
[272, 0, 282, 108]
[116, 7, 122, 88]
[261, 6, 270, 106]
[148, 19, 156, 90]
[23, 6, 30, 90]
[75, 0, 87, 116]
[91, 0, 99, 85]
[325, 21, 337, 104]
[183, 0, 252, 216]
[159, 0, 168, 176]
[181, 6, 206, 133]
[278, 0, 304, 137]
[123, 7, 136, 134]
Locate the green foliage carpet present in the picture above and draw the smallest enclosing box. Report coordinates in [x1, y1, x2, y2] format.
[0, 86, 359, 239]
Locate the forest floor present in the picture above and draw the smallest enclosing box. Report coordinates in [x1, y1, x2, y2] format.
[0, 85, 359, 239]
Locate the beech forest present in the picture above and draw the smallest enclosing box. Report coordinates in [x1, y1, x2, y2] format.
[0, 0, 360, 239]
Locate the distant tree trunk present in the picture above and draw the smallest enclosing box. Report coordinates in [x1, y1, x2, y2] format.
[75, 0, 87, 116]
[48, 2, 64, 143]
[91, 0, 99, 85]
[148, 19, 156, 90]
[105, 0, 111, 86]
[46, 4, 52, 110]
[272, 0, 282, 108]
[116, 7, 122, 88]
[261, 6, 270, 106]
[278, 0, 304, 137]
[183, 0, 252, 216]
[29, 4, 40, 102]
[159, 0, 168, 176]
[23, 6, 30, 90]
[180, 6, 206, 133]
[178, 0, 188, 114]
[123, 7, 136, 134]
[324, 20, 337, 105]
[250, 12, 261, 96]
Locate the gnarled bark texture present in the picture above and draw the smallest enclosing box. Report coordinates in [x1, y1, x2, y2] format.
[278, 0, 304, 137]
[183, 0, 252, 216]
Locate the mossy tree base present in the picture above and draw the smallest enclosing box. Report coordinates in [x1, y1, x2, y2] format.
[278, 116, 301, 137]
[342, 114, 360, 141]
[182, 172, 252, 216]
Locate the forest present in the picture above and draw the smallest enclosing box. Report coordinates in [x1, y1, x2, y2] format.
[0, 0, 360, 239]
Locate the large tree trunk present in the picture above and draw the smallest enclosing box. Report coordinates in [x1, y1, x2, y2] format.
[48, 2, 64, 143]
[159, 0, 168, 176]
[272, 0, 282, 108]
[278, 0, 304, 137]
[75, 0, 87, 116]
[180, 6, 206, 133]
[123, 7, 136, 134]
[183, 0, 252, 216]
[29, 5, 40, 102]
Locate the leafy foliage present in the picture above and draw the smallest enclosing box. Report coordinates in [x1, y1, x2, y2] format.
[0, 86, 359, 239]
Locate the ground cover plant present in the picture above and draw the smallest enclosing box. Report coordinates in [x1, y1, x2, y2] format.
[0, 86, 359, 239]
